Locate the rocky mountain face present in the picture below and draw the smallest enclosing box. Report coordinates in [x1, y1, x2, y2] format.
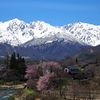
[0, 19, 100, 60]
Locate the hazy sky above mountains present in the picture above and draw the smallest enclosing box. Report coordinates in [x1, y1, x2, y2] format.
[0, 0, 100, 26]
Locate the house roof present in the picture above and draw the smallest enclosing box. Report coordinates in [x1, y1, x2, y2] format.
[66, 66, 79, 70]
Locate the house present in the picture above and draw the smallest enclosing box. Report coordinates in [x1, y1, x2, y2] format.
[64, 66, 94, 80]
[64, 66, 81, 79]
[64, 66, 93, 79]
[64, 65, 79, 74]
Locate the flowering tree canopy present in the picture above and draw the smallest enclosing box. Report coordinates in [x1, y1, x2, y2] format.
[25, 65, 37, 79]
[25, 61, 63, 93]
[42, 61, 62, 74]
[37, 72, 57, 93]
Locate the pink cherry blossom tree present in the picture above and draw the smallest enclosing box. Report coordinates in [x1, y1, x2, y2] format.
[42, 61, 62, 75]
[25, 65, 37, 89]
[37, 72, 57, 93]
[25, 65, 37, 80]
[37, 61, 64, 94]
[25, 61, 66, 96]
[42, 61, 69, 98]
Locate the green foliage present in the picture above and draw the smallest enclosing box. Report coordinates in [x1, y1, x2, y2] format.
[8, 95, 15, 100]
[24, 87, 36, 94]
[25, 88, 40, 100]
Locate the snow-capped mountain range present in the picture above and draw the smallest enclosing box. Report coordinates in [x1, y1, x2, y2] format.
[0, 18, 100, 60]
[0, 18, 100, 47]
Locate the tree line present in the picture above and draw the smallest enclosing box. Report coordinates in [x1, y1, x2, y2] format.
[0, 52, 26, 81]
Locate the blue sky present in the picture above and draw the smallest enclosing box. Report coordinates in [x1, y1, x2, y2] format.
[0, 0, 100, 26]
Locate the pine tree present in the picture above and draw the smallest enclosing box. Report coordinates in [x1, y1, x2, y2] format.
[75, 58, 78, 65]
[19, 57, 26, 75]
[9, 52, 26, 75]
[9, 52, 17, 69]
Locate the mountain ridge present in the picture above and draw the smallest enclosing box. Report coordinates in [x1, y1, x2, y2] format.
[0, 18, 100, 46]
[0, 18, 100, 60]
[0, 41, 90, 60]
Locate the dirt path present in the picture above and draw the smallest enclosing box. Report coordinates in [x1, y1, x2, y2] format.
[0, 83, 26, 89]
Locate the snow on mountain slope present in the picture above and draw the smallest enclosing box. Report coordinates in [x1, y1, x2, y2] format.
[0, 19, 100, 46]
[63, 22, 100, 46]
[0, 18, 34, 45]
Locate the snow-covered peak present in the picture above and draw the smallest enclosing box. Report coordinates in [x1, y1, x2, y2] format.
[6, 18, 23, 24]
[0, 19, 100, 46]
[63, 22, 98, 29]
[29, 20, 61, 38]
[0, 18, 29, 30]
[63, 22, 100, 46]
[30, 20, 49, 25]
[30, 20, 54, 30]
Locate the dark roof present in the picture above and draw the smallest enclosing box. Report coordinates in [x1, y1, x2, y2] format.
[66, 66, 79, 70]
